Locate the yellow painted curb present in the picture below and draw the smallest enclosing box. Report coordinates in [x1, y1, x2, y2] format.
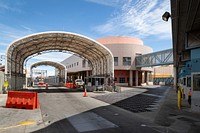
[0, 120, 36, 131]
[18, 121, 36, 125]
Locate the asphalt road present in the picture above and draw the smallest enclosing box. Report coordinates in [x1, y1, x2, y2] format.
[0, 86, 170, 133]
[33, 88, 159, 133]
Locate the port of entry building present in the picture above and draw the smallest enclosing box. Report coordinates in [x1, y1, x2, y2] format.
[61, 36, 172, 86]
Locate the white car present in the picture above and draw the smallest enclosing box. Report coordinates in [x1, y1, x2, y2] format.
[75, 79, 84, 87]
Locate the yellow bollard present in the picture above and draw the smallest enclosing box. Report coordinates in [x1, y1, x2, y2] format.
[178, 89, 181, 110]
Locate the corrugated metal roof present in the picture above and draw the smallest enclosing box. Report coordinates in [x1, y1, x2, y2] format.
[6, 31, 114, 79]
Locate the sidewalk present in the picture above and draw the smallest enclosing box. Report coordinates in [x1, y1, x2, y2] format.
[153, 87, 200, 133]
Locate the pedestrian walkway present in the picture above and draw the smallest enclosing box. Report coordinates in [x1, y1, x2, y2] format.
[153, 87, 200, 133]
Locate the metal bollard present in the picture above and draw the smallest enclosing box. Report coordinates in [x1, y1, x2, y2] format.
[178, 89, 181, 110]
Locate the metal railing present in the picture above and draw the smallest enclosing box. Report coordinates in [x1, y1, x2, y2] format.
[135, 49, 173, 67]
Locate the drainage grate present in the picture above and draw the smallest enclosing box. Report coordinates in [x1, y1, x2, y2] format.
[93, 87, 166, 113]
[113, 94, 159, 113]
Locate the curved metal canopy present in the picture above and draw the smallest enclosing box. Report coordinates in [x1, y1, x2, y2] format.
[31, 61, 66, 71]
[5, 31, 114, 89]
[30, 61, 67, 82]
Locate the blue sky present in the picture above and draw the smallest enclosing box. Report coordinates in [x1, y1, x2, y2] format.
[0, 0, 171, 76]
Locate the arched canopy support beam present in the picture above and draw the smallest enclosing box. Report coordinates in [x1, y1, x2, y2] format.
[5, 31, 114, 90]
[30, 60, 67, 78]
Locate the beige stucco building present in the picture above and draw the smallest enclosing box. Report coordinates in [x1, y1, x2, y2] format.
[61, 36, 156, 86]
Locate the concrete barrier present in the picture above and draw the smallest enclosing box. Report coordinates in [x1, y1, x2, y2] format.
[6, 91, 40, 109]
[147, 82, 153, 85]
[141, 83, 147, 86]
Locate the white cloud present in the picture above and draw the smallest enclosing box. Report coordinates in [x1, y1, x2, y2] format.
[0, 42, 8, 46]
[85, 0, 122, 7]
[93, 0, 171, 39]
[0, 23, 34, 48]
[20, 25, 33, 33]
[0, 2, 9, 10]
[0, 24, 33, 65]
[0, 1, 21, 13]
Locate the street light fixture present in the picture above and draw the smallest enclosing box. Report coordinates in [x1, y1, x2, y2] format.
[162, 12, 171, 21]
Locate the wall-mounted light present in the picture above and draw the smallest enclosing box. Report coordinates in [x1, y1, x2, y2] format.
[162, 12, 171, 21]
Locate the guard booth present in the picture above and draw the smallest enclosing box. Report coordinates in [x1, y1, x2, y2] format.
[84, 76, 106, 91]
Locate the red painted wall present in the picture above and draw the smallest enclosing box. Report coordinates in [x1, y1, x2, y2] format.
[114, 70, 129, 83]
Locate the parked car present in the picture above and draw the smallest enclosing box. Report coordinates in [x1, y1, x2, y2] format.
[75, 79, 84, 88]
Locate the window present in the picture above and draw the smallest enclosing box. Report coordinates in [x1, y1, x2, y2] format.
[136, 53, 142, 56]
[74, 63, 76, 67]
[123, 57, 131, 66]
[119, 77, 125, 83]
[183, 78, 186, 85]
[72, 64, 73, 67]
[82, 59, 86, 68]
[77, 62, 79, 66]
[127, 78, 129, 82]
[187, 77, 191, 87]
[114, 57, 118, 66]
[193, 74, 200, 91]
[114, 77, 117, 81]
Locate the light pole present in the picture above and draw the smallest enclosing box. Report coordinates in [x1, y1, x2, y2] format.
[162, 11, 178, 88]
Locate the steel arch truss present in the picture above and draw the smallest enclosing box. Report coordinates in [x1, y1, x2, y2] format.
[5, 31, 114, 90]
[135, 49, 173, 67]
[30, 61, 67, 79]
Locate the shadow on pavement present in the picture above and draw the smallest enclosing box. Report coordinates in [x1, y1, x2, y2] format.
[32, 105, 160, 133]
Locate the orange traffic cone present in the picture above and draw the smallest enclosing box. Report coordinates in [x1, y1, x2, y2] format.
[83, 88, 87, 97]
